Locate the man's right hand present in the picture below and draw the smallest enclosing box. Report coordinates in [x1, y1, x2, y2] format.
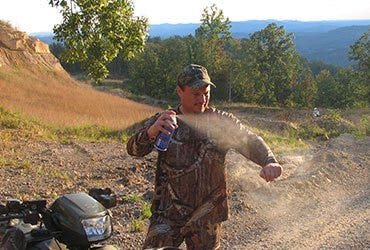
[147, 110, 178, 140]
[259, 163, 283, 182]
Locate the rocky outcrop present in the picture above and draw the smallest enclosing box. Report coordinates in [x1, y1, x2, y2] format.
[0, 21, 64, 71]
[0, 28, 49, 53]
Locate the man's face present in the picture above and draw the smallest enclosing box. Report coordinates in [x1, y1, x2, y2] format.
[176, 85, 211, 114]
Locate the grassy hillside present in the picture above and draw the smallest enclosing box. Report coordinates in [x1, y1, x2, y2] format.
[0, 21, 161, 132]
[0, 63, 367, 147]
[0, 66, 161, 131]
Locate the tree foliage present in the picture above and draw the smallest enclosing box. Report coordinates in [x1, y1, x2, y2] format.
[247, 23, 299, 106]
[195, 4, 231, 70]
[194, 4, 232, 100]
[128, 37, 189, 100]
[290, 61, 317, 108]
[348, 30, 370, 106]
[49, 42, 82, 74]
[49, 0, 148, 83]
[49, 4, 367, 109]
[224, 39, 255, 102]
[314, 67, 369, 108]
[349, 30, 369, 77]
[315, 70, 340, 108]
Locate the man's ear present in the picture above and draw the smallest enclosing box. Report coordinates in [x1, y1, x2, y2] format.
[176, 85, 183, 97]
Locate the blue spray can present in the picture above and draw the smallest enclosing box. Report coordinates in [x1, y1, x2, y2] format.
[154, 117, 177, 151]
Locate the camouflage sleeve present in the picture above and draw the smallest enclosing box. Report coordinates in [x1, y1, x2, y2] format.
[237, 129, 278, 167]
[126, 113, 160, 157]
[210, 108, 278, 167]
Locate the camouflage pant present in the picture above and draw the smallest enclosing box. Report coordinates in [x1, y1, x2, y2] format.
[143, 220, 221, 250]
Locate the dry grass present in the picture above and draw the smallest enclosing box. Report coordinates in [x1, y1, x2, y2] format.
[0, 20, 15, 30]
[0, 66, 161, 129]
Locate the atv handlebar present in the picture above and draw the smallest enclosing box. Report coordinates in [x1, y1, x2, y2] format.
[0, 187, 116, 223]
[0, 199, 47, 224]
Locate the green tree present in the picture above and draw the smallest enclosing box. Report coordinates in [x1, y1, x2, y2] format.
[308, 60, 339, 77]
[225, 38, 256, 102]
[194, 4, 232, 100]
[348, 30, 369, 107]
[315, 70, 339, 107]
[49, 42, 82, 74]
[349, 29, 369, 82]
[247, 23, 299, 106]
[335, 68, 369, 108]
[107, 53, 129, 78]
[155, 36, 190, 98]
[128, 37, 189, 100]
[290, 63, 317, 108]
[128, 42, 161, 96]
[49, 0, 148, 83]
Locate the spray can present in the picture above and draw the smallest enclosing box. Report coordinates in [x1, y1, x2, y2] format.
[154, 117, 177, 151]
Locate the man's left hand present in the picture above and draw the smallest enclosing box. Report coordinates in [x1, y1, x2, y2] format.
[260, 163, 283, 182]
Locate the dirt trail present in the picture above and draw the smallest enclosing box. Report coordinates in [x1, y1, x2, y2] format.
[223, 134, 369, 249]
[0, 130, 369, 249]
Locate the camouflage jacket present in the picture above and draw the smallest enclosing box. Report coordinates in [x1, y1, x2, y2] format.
[127, 106, 277, 228]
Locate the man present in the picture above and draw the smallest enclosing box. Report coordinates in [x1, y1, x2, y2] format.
[127, 64, 282, 249]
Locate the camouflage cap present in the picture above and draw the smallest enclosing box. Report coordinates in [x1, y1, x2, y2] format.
[177, 64, 216, 89]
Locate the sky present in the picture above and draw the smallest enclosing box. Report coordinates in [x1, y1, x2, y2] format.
[0, 0, 369, 34]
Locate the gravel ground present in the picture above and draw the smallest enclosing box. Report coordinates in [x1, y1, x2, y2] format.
[0, 130, 369, 249]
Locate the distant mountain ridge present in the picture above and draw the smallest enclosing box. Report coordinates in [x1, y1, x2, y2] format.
[148, 20, 370, 38]
[32, 19, 370, 67]
[294, 25, 369, 66]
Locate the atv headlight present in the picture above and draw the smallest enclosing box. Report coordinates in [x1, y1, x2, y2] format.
[81, 214, 112, 242]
